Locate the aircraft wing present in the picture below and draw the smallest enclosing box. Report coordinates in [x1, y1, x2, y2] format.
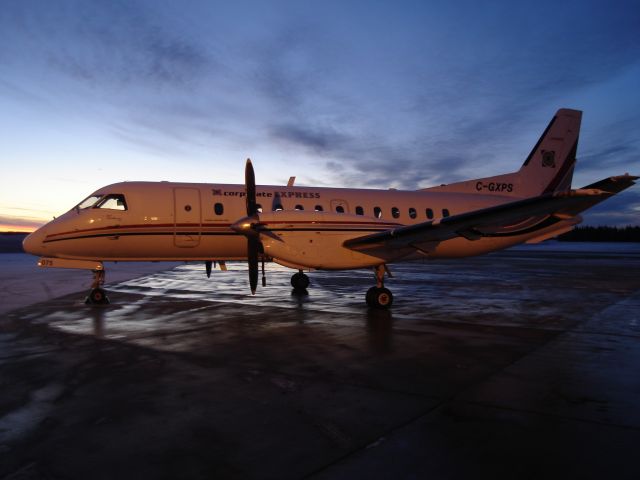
[344, 174, 637, 255]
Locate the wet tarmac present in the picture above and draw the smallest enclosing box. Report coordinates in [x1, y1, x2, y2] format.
[1, 243, 640, 479]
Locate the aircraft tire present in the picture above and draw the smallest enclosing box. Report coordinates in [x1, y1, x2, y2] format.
[87, 288, 110, 305]
[291, 272, 310, 290]
[370, 287, 393, 309]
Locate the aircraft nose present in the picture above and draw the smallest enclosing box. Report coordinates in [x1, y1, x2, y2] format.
[23, 229, 46, 256]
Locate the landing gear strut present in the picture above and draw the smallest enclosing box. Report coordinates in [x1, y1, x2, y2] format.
[291, 270, 310, 291]
[86, 269, 109, 305]
[366, 264, 393, 308]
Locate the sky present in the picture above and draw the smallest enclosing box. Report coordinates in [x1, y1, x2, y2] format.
[0, 0, 639, 231]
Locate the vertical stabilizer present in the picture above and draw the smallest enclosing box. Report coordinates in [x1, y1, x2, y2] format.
[517, 108, 581, 196]
[422, 109, 582, 198]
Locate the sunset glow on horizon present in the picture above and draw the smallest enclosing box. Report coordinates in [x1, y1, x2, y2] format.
[0, 225, 38, 233]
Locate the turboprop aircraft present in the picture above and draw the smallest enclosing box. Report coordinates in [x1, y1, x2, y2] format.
[23, 108, 637, 308]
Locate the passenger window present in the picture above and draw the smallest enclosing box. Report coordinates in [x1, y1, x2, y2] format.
[374, 206, 382, 218]
[295, 204, 304, 211]
[274, 201, 283, 211]
[391, 207, 400, 219]
[315, 205, 324, 212]
[409, 207, 416, 219]
[96, 194, 127, 211]
[426, 208, 434, 219]
[257, 204, 263, 213]
[214, 203, 224, 215]
[355, 206, 364, 215]
[336, 205, 345, 213]
[442, 208, 450, 217]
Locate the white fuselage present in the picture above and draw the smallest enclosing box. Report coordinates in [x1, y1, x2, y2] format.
[23, 181, 568, 270]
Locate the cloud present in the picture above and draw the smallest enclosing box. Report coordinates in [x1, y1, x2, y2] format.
[577, 113, 640, 177]
[224, 1, 640, 191]
[46, 4, 211, 89]
[0, 0, 218, 128]
[270, 123, 349, 154]
[580, 144, 639, 172]
[0, 0, 638, 224]
[582, 189, 640, 226]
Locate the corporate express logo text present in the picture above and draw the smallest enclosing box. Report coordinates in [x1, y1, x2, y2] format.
[212, 190, 322, 199]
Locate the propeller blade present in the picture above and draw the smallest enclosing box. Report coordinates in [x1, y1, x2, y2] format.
[248, 236, 259, 294]
[238, 159, 264, 294]
[245, 158, 257, 216]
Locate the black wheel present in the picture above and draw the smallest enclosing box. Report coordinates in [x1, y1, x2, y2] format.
[87, 288, 109, 305]
[291, 272, 310, 290]
[368, 287, 393, 309]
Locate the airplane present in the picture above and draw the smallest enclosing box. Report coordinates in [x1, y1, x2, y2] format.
[22, 108, 637, 308]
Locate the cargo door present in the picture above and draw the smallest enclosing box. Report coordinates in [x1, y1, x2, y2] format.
[174, 188, 201, 247]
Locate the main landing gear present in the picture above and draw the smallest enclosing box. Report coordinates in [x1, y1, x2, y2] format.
[366, 264, 393, 309]
[86, 269, 110, 305]
[291, 270, 310, 292]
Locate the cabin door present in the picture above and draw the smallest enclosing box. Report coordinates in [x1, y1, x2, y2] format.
[174, 188, 201, 247]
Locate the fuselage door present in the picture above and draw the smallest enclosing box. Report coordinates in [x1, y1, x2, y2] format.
[174, 188, 201, 247]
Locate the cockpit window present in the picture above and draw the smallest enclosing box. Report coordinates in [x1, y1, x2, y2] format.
[95, 194, 128, 211]
[76, 195, 103, 210]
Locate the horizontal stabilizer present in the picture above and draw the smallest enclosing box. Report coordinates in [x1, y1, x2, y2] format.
[582, 174, 638, 194]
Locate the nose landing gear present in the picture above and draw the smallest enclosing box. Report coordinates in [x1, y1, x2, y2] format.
[366, 264, 393, 308]
[86, 269, 110, 305]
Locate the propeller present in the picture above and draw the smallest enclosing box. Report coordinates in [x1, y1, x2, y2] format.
[246, 159, 260, 294]
[246, 158, 257, 217]
[231, 159, 262, 294]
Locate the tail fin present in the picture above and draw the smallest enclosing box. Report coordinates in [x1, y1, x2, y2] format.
[423, 108, 582, 198]
[517, 108, 581, 196]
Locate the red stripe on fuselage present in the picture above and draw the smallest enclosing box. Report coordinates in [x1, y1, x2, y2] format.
[44, 220, 401, 241]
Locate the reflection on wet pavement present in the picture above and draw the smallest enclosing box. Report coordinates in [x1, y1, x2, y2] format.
[1, 246, 640, 479]
[42, 248, 640, 342]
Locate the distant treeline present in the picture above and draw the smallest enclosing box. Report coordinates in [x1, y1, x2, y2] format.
[558, 226, 640, 242]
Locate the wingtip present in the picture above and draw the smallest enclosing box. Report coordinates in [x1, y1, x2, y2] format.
[581, 174, 638, 193]
[615, 173, 639, 182]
